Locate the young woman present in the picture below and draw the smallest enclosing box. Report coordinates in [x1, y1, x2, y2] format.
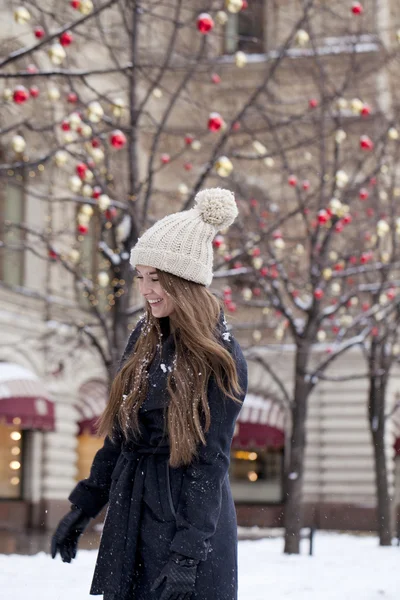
[51, 188, 248, 600]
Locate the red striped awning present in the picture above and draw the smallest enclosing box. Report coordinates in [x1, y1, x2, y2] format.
[0, 362, 55, 430]
[77, 379, 108, 435]
[232, 394, 286, 449]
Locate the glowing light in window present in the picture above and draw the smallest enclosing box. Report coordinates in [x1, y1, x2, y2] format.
[248, 452, 258, 461]
[11, 447, 21, 456]
[13, 417, 21, 425]
[10, 477, 20, 486]
[10, 431, 21, 441]
[247, 471, 258, 482]
[10, 461, 21, 470]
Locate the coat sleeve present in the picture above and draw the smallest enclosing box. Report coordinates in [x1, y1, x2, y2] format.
[169, 337, 248, 561]
[68, 318, 144, 518]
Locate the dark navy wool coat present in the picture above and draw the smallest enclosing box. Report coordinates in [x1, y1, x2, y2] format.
[69, 315, 248, 600]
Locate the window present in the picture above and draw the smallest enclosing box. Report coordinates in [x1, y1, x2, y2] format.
[225, 1, 265, 54]
[0, 179, 25, 286]
[229, 447, 283, 503]
[0, 423, 23, 499]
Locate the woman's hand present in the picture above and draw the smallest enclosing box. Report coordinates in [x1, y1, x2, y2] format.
[151, 552, 199, 600]
[51, 505, 91, 563]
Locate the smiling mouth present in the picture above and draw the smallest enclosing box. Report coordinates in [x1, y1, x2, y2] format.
[148, 299, 163, 305]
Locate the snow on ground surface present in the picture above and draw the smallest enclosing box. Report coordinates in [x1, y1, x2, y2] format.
[1, 532, 399, 600]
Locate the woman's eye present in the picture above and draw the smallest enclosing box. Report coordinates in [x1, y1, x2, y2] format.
[151, 279, 159, 282]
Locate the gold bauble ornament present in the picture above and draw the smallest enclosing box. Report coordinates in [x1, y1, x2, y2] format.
[69, 249, 80, 264]
[317, 330, 327, 342]
[235, 51, 247, 68]
[295, 29, 310, 47]
[388, 127, 399, 140]
[63, 132, 76, 144]
[14, 7, 31, 24]
[216, 11, 228, 25]
[3, 88, 12, 101]
[253, 140, 267, 155]
[77, 212, 90, 225]
[79, 0, 94, 15]
[81, 204, 94, 217]
[48, 43, 66, 65]
[335, 129, 347, 144]
[11, 135, 26, 153]
[82, 184, 93, 198]
[242, 287, 252, 301]
[98, 271, 110, 287]
[274, 238, 285, 249]
[91, 148, 105, 163]
[377, 219, 389, 237]
[87, 101, 104, 123]
[111, 98, 125, 118]
[69, 175, 82, 193]
[98, 194, 111, 211]
[336, 98, 348, 110]
[253, 257, 263, 269]
[331, 282, 341, 295]
[350, 98, 363, 114]
[54, 150, 68, 167]
[191, 140, 201, 151]
[335, 170, 349, 188]
[152, 88, 163, 99]
[323, 268, 332, 280]
[84, 170, 94, 183]
[69, 112, 82, 130]
[215, 156, 233, 177]
[252, 330, 262, 342]
[264, 157, 274, 168]
[225, 0, 243, 13]
[178, 183, 188, 196]
[80, 124, 92, 138]
[47, 87, 60, 101]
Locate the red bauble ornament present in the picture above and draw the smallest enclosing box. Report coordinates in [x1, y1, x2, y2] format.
[351, 2, 364, 15]
[232, 121, 241, 131]
[362, 302, 369, 311]
[250, 198, 258, 208]
[160, 153, 170, 164]
[208, 112, 224, 132]
[242, 1, 248, 8]
[92, 186, 102, 199]
[233, 261, 242, 269]
[314, 288, 324, 300]
[211, 73, 221, 84]
[360, 251, 372, 264]
[260, 267, 268, 277]
[76, 162, 88, 179]
[213, 235, 224, 248]
[29, 86, 39, 98]
[61, 120, 70, 131]
[360, 135, 374, 151]
[343, 214, 352, 225]
[197, 13, 214, 34]
[369, 176, 377, 186]
[78, 223, 89, 235]
[272, 230, 282, 239]
[361, 104, 371, 116]
[26, 64, 38, 74]
[109, 129, 127, 149]
[60, 31, 73, 46]
[226, 301, 237, 313]
[67, 92, 78, 103]
[335, 221, 344, 233]
[309, 98, 318, 109]
[34, 26, 45, 39]
[13, 86, 29, 104]
[105, 207, 117, 221]
[223, 286, 232, 298]
[318, 209, 329, 224]
[71, 0, 81, 8]
[359, 188, 369, 200]
[91, 138, 101, 148]
[184, 162, 193, 171]
[48, 249, 58, 261]
[252, 247, 261, 257]
[184, 134, 194, 145]
[87, 159, 95, 170]
[288, 174, 297, 187]
[253, 287, 261, 297]
[366, 207, 374, 217]
[371, 326, 379, 337]
[302, 180, 310, 191]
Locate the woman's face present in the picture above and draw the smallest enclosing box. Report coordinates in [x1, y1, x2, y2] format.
[135, 265, 175, 318]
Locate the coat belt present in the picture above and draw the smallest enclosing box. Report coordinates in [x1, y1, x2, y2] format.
[90, 443, 170, 600]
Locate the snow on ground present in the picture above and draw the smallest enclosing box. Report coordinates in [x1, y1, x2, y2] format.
[1, 532, 399, 600]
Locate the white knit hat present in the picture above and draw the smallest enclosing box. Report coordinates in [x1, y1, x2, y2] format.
[130, 188, 238, 286]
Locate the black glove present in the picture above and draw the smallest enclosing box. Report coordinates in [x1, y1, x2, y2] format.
[51, 504, 91, 563]
[151, 552, 199, 600]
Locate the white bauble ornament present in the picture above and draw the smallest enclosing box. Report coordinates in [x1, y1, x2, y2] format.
[54, 150, 68, 167]
[69, 175, 82, 193]
[87, 101, 104, 123]
[48, 87, 60, 101]
[82, 184, 93, 198]
[235, 51, 247, 68]
[253, 140, 267, 155]
[215, 156, 233, 177]
[81, 204, 94, 217]
[11, 135, 26, 153]
[98, 271, 110, 287]
[48, 43, 66, 65]
[98, 194, 111, 210]
[295, 29, 310, 46]
[14, 7, 31, 24]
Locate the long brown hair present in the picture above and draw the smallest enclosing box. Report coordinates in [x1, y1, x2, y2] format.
[96, 270, 243, 467]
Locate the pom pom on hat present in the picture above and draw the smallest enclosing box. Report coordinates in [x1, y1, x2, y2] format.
[195, 187, 238, 229]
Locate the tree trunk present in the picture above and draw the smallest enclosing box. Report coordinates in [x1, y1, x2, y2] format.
[284, 344, 311, 554]
[368, 370, 393, 546]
